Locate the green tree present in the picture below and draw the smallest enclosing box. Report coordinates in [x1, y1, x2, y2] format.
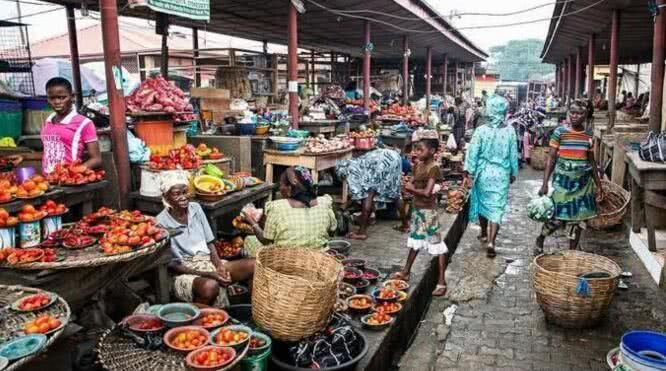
[489, 39, 554, 81]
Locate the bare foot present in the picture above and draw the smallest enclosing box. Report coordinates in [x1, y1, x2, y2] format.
[432, 285, 447, 296]
[346, 232, 368, 241]
[390, 271, 411, 282]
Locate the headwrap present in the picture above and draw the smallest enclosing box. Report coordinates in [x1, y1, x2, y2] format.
[159, 170, 190, 209]
[284, 166, 318, 207]
[485, 94, 509, 128]
[411, 128, 438, 142]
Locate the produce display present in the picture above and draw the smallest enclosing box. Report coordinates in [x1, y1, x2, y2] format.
[198, 312, 228, 328]
[375, 288, 398, 300]
[99, 220, 165, 255]
[16, 293, 52, 311]
[361, 269, 379, 281]
[446, 189, 466, 213]
[213, 328, 249, 346]
[148, 145, 202, 170]
[350, 129, 375, 139]
[168, 329, 209, 350]
[0, 208, 18, 227]
[194, 175, 234, 194]
[348, 295, 373, 310]
[363, 311, 392, 326]
[0, 248, 57, 264]
[18, 205, 47, 223]
[112, 210, 152, 224]
[47, 161, 105, 186]
[195, 144, 224, 160]
[39, 200, 67, 216]
[23, 314, 62, 334]
[125, 76, 196, 121]
[81, 207, 116, 223]
[304, 135, 352, 154]
[190, 347, 234, 368]
[373, 302, 402, 315]
[14, 175, 49, 199]
[383, 279, 409, 291]
[343, 267, 361, 281]
[337, 283, 356, 299]
[232, 216, 254, 235]
[383, 103, 418, 117]
[249, 336, 267, 349]
[133, 318, 163, 331]
[214, 238, 243, 259]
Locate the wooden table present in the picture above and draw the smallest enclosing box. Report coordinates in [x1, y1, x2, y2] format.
[131, 182, 277, 236]
[299, 120, 340, 135]
[263, 148, 352, 203]
[625, 151, 666, 252]
[2, 181, 109, 215]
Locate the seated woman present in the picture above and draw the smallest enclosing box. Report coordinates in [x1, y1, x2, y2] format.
[156, 171, 254, 307]
[243, 166, 338, 256]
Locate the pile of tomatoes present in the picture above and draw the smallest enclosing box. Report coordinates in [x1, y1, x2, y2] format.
[18, 293, 51, 311]
[213, 328, 249, 346]
[0, 175, 49, 202]
[23, 314, 62, 334]
[214, 238, 243, 258]
[0, 248, 57, 265]
[18, 205, 47, 223]
[148, 145, 202, 170]
[365, 311, 391, 325]
[47, 161, 105, 186]
[191, 347, 234, 368]
[99, 220, 165, 255]
[39, 200, 67, 216]
[170, 329, 208, 350]
[0, 208, 18, 228]
[198, 312, 228, 328]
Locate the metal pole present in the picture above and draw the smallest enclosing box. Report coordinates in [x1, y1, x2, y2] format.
[471, 62, 475, 98]
[650, 0, 665, 132]
[560, 62, 566, 97]
[443, 54, 448, 96]
[454, 61, 459, 96]
[608, 9, 620, 128]
[563, 58, 568, 100]
[193, 28, 200, 88]
[555, 64, 560, 95]
[287, 3, 299, 128]
[425, 47, 432, 122]
[161, 33, 168, 79]
[587, 33, 596, 100]
[310, 50, 316, 92]
[634, 64, 640, 97]
[575, 47, 582, 99]
[363, 20, 371, 113]
[66, 6, 83, 108]
[568, 55, 575, 99]
[402, 36, 409, 105]
[100, 0, 130, 209]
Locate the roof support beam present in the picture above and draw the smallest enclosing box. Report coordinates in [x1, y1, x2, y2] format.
[288, 2, 299, 128]
[363, 20, 371, 113]
[425, 46, 432, 122]
[403, 36, 409, 105]
[66, 6, 83, 108]
[608, 9, 620, 129]
[650, 0, 665, 132]
[575, 47, 582, 99]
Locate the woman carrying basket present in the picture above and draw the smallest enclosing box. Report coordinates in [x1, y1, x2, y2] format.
[535, 99, 604, 255]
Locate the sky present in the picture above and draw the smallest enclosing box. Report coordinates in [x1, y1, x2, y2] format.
[0, 0, 556, 55]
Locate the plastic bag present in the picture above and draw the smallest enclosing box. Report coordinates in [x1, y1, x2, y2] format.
[527, 195, 554, 222]
[639, 131, 666, 163]
[446, 134, 457, 151]
[127, 131, 150, 163]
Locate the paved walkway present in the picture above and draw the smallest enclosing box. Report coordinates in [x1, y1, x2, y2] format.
[400, 168, 666, 370]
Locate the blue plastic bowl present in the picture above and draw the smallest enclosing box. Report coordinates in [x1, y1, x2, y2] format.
[239, 124, 257, 136]
[276, 142, 300, 151]
[621, 331, 666, 368]
[157, 303, 200, 328]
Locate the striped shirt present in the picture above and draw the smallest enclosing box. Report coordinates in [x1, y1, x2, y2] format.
[549, 125, 593, 161]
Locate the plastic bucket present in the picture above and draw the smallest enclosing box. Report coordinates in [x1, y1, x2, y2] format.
[42, 216, 63, 239]
[134, 120, 174, 156]
[241, 347, 271, 371]
[0, 99, 23, 140]
[0, 227, 16, 249]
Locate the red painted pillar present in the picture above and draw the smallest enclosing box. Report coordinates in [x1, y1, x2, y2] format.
[650, 0, 665, 132]
[568, 55, 575, 99]
[100, 0, 130, 208]
[563, 58, 568, 100]
[402, 36, 409, 105]
[287, 3, 299, 128]
[608, 9, 620, 128]
[443, 55, 448, 96]
[587, 33, 596, 101]
[363, 21, 371, 113]
[66, 6, 83, 108]
[575, 47, 582, 99]
[425, 46, 432, 122]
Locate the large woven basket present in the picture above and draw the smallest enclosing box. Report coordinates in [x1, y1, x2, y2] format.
[587, 180, 630, 230]
[252, 246, 342, 341]
[531, 146, 549, 170]
[531, 251, 621, 329]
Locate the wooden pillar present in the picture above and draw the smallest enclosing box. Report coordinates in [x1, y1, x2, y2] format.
[563, 58, 569, 99]
[587, 33, 596, 100]
[161, 34, 168, 78]
[100, 0, 130, 208]
[650, 0, 665, 132]
[287, 3, 299, 128]
[568, 55, 575, 99]
[608, 9, 620, 128]
[330, 52, 335, 84]
[425, 47, 432, 121]
[402, 36, 409, 105]
[66, 6, 83, 108]
[310, 50, 316, 91]
[561, 61, 566, 97]
[634, 64, 640, 97]
[192, 28, 200, 88]
[443, 54, 448, 96]
[575, 47, 582, 98]
[363, 20, 371, 112]
[454, 61, 459, 96]
[555, 64, 559, 95]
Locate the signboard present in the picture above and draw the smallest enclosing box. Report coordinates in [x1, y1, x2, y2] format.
[129, 0, 210, 21]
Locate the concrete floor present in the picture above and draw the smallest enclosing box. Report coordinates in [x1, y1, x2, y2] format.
[399, 167, 666, 371]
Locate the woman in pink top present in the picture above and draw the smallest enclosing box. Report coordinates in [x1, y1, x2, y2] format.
[40, 78, 102, 174]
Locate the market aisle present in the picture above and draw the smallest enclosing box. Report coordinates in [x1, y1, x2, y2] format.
[400, 167, 666, 371]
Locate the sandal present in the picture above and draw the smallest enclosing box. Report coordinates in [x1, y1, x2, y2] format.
[486, 243, 496, 258]
[432, 284, 447, 296]
[477, 235, 488, 243]
[346, 232, 368, 241]
[390, 271, 410, 282]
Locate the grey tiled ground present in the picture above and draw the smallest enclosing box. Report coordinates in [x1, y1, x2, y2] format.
[400, 168, 666, 371]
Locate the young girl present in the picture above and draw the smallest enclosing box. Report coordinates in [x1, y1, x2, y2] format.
[392, 131, 447, 296]
[41, 77, 102, 174]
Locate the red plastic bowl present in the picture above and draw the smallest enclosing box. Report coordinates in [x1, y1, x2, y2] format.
[122, 314, 165, 333]
[193, 308, 230, 330]
[185, 345, 237, 371]
[163, 326, 210, 353]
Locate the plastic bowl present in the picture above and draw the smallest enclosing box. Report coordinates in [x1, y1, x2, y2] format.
[343, 267, 363, 282]
[271, 330, 369, 371]
[276, 142, 300, 151]
[327, 240, 351, 254]
[337, 282, 357, 299]
[372, 288, 399, 303]
[193, 308, 230, 330]
[383, 279, 410, 291]
[360, 313, 395, 330]
[621, 331, 666, 368]
[342, 258, 366, 270]
[361, 268, 380, 283]
[122, 314, 165, 333]
[255, 125, 270, 135]
[210, 325, 253, 352]
[157, 303, 200, 328]
[163, 326, 210, 353]
[346, 294, 374, 313]
[185, 345, 237, 371]
[372, 302, 403, 315]
[352, 278, 370, 293]
[248, 331, 272, 356]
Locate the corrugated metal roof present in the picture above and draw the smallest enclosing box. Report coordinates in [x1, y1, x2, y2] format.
[39, 0, 487, 62]
[541, 0, 652, 65]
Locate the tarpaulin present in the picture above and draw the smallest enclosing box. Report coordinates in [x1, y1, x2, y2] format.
[129, 0, 210, 21]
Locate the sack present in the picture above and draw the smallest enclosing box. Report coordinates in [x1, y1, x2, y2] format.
[446, 134, 457, 150]
[639, 131, 666, 163]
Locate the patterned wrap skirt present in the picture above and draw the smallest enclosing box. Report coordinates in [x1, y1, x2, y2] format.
[551, 158, 597, 221]
[173, 255, 229, 308]
[407, 208, 448, 255]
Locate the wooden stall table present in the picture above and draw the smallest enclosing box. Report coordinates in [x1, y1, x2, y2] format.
[263, 148, 352, 203]
[2, 181, 108, 216]
[625, 151, 666, 252]
[131, 182, 277, 236]
[299, 119, 340, 135]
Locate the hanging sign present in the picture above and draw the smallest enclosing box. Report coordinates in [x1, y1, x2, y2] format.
[129, 0, 210, 21]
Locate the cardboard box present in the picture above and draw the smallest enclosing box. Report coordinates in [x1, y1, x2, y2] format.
[190, 87, 230, 100]
[200, 98, 231, 111]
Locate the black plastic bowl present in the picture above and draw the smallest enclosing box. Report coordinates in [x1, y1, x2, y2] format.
[327, 240, 351, 255]
[270, 330, 368, 371]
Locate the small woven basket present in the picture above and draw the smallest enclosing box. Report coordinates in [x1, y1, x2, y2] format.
[252, 246, 342, 341]
[531, 146, 549, 170]
[587, 180, 630, 230]
[531, 251, 621, 329]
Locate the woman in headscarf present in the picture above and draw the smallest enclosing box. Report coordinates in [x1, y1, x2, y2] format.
[156, 171, 255, 307]
[535, 100, 604, 254]
[243, 166, 338, 256]
[336, 148, 402, 240]
[464, 94, 519, 258]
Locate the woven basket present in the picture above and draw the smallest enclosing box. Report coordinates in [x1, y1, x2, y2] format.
[587, 180, 630, 230]
[531, 146, 549, 170]
[252, 246, 342, 341]
[531, 251, 621, 329]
